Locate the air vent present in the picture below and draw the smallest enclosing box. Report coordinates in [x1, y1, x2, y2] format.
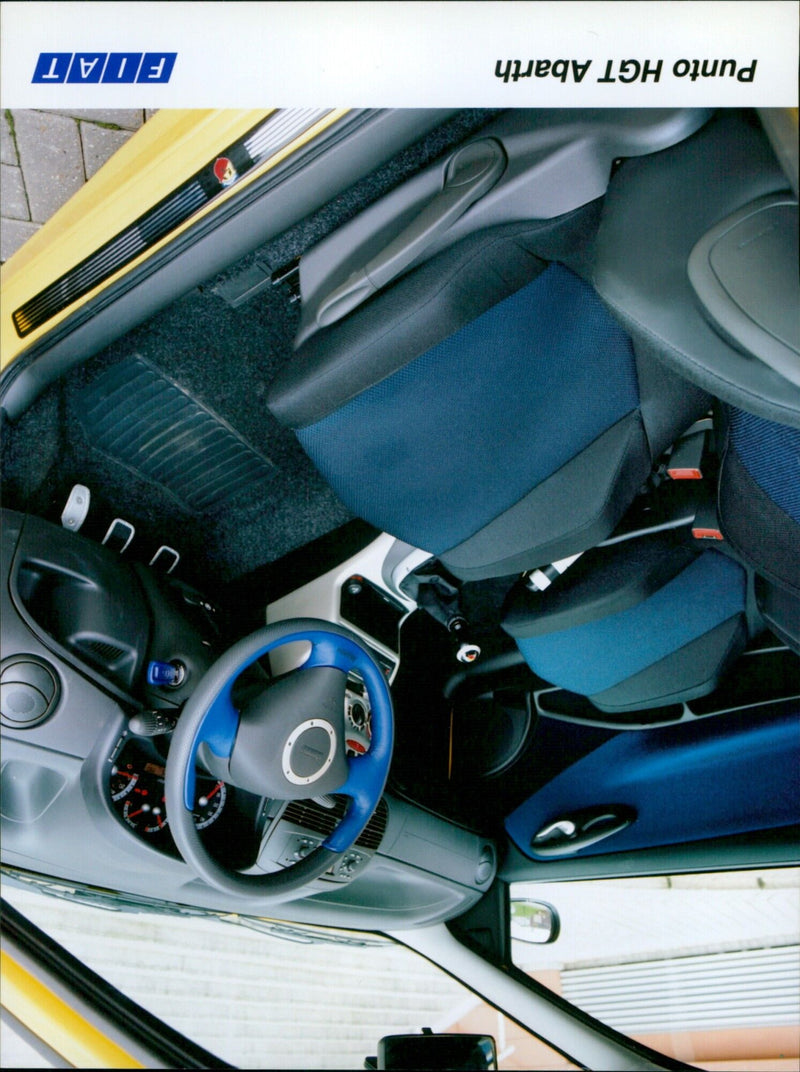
[76, 639, 127, 664]
[71, 635, 138, 685]
[283, 796, 388, 850]
[1, 656, 60, 729]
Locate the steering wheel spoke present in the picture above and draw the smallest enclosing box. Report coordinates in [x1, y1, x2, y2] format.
[302, 634, 361, 674]
[325, 756, 385, 852]
[184, 682, 239, 809]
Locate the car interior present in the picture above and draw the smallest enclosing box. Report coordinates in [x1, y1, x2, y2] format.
[1, 107, 798, 936]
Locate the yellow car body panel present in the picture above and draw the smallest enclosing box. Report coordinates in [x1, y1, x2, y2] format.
[1, 949, 143, 1068]
[0, 107, 348, 368]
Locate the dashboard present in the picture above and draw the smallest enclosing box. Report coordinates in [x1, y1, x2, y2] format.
[1, 509, 497, 929]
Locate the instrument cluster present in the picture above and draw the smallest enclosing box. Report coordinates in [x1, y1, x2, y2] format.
[107, 735, 256, 868]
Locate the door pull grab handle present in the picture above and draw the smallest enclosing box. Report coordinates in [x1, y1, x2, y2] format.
[531, 806, 636, 857]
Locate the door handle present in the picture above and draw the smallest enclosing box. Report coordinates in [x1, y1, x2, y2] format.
[531, 805, 636, 857]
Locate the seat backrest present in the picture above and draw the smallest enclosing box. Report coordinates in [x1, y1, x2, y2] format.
[268, 218, 710, 581]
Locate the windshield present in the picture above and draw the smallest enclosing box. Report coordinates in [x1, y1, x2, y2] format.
[2, 876, 578, 1070]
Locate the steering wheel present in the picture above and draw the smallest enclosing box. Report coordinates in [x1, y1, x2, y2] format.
[164, 618, 393, 901]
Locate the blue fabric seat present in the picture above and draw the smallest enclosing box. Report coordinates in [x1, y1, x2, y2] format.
[503, 536, 749, 714]
[268, 221, 710, 582]
[298, 264, 638, 558]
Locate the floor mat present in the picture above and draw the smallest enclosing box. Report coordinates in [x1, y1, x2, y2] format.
[77, 354, 275, 514]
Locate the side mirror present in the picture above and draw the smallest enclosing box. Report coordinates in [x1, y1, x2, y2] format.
[369, 1029, 498, 1069]
[510, 898, 561, 944]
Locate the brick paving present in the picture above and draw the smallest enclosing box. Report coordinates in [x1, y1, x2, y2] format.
[1, 108, 153, 263]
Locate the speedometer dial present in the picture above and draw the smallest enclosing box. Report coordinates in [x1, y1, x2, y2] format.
[122, 770, 167, 834]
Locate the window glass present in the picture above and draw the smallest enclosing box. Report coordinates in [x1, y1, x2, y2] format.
[510, 868, 800, 1072]
[2, 879, 578, 1070]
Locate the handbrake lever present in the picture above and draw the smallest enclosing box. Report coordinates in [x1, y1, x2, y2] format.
[316, 138, 507, 328]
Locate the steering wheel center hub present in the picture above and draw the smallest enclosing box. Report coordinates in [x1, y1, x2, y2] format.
[283, 718, 337, 785]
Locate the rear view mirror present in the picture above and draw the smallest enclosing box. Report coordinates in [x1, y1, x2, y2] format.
[510, 898, 561, 944]
[369, 1029, 497, 1069]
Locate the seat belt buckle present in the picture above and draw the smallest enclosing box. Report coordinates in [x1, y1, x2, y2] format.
[692, 497, 724, 542]
[667, 419, 712, 480]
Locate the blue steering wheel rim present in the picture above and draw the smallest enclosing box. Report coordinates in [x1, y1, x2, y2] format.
[166, 618, 393, 900]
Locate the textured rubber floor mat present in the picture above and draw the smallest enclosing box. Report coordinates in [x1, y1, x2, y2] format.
[78, 355, 275, 512]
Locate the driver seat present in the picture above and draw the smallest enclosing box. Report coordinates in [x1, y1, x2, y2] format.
[267, 220, 711, 582]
